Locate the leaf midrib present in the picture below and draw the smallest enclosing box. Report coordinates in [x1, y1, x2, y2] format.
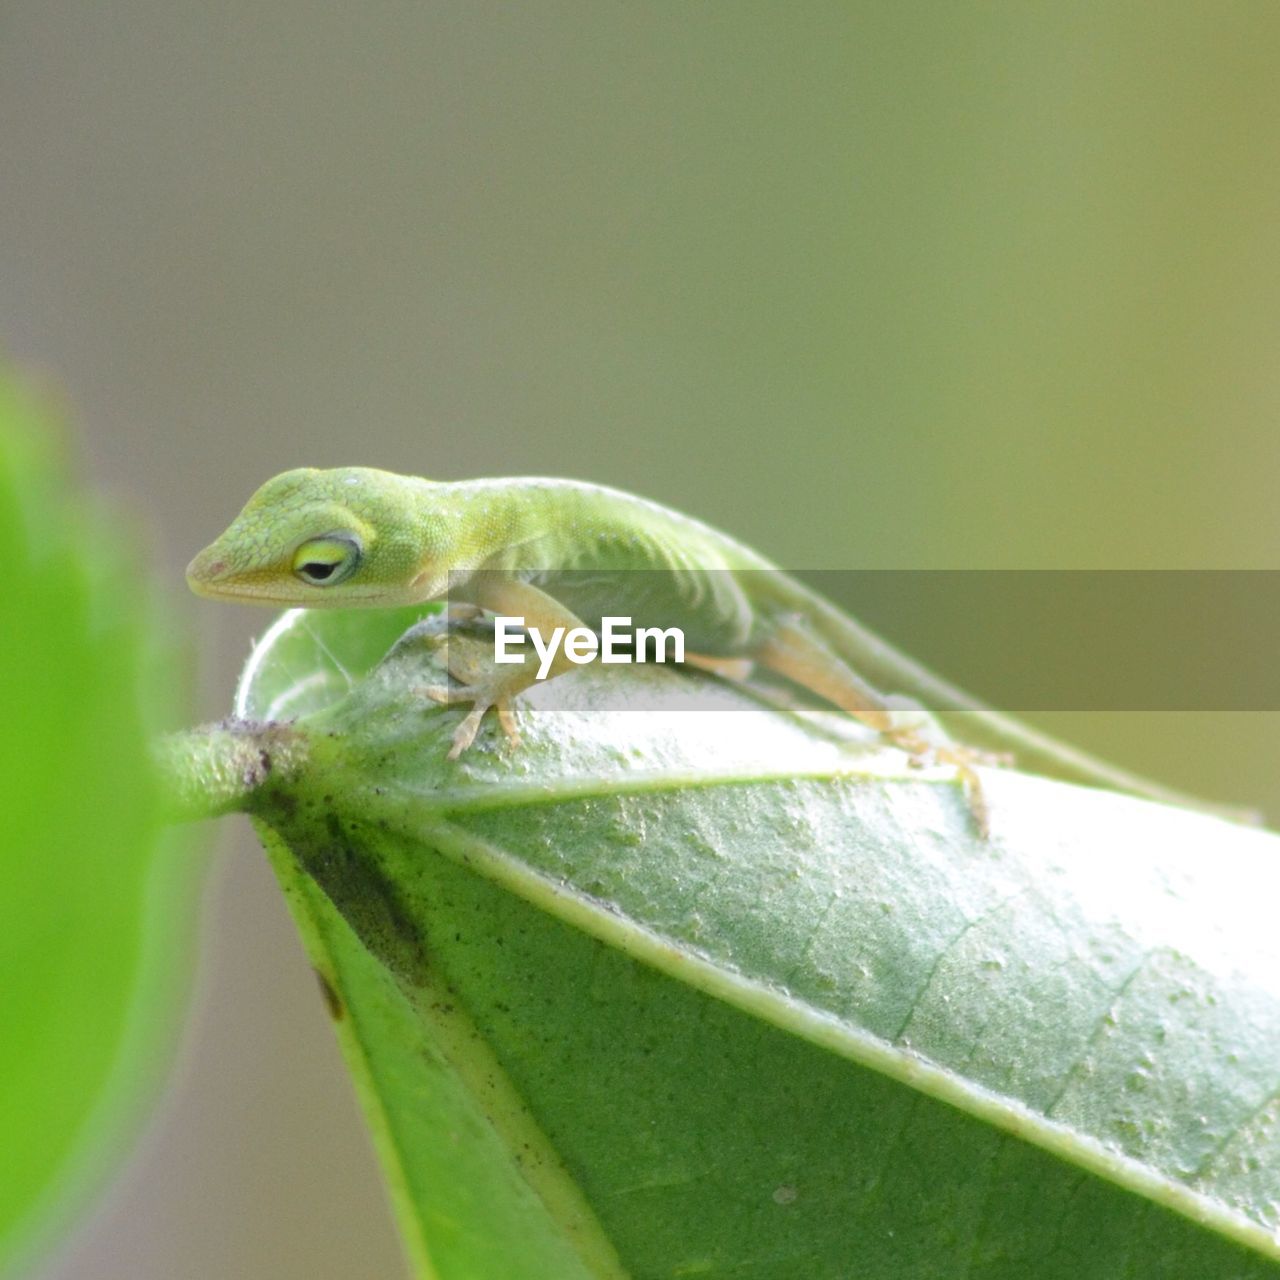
[354, 759, 957, 816]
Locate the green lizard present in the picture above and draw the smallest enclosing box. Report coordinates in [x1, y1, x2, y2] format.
[187, 467, 1234, 824]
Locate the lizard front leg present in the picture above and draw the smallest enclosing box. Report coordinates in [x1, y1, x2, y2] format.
[420, 575, 589, 759]
[411, 617, 522, 758]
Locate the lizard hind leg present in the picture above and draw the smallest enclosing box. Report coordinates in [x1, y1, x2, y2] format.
[753, 614, 899, 734]
[754, 615, 1000, 834]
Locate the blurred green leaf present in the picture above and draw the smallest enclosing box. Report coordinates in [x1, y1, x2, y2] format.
[0, 378, 197, 1275]
[215, 606, 1280, 1279]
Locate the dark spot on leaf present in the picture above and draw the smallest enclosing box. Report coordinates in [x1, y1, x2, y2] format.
[314, 969, 344, 1020]
[287, 813, 430, 987]
[272, 789, 298, 819]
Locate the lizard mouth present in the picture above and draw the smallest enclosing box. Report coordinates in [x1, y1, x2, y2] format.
[186, 548, 292, 603]
[190, 586, 288, 604]
[186, 572, 292, 604]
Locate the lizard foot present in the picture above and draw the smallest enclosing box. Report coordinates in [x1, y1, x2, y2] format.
[418, 680, 521, 759]
[403, 609, 533, 759]
[891, 725, 1011, 839]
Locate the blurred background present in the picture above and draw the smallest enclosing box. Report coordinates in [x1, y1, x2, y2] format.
[2, 3, 1279, 1276]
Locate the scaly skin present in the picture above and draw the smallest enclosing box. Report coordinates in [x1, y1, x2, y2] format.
[188, 467, 1241, 823]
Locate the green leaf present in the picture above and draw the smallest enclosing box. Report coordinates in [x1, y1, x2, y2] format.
[0, 379, 197, 1274]
[207, 605, 1280, 1278]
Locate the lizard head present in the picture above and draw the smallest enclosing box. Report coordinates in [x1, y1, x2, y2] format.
[187, 467, 437, 606]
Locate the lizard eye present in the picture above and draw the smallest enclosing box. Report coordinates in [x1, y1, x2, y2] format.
[292, 535, 361, 586]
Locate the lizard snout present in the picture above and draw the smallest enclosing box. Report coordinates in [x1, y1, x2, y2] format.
[186, 546, 230, 595]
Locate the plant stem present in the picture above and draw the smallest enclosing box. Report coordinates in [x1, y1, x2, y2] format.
[152, 720, 309, 823]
